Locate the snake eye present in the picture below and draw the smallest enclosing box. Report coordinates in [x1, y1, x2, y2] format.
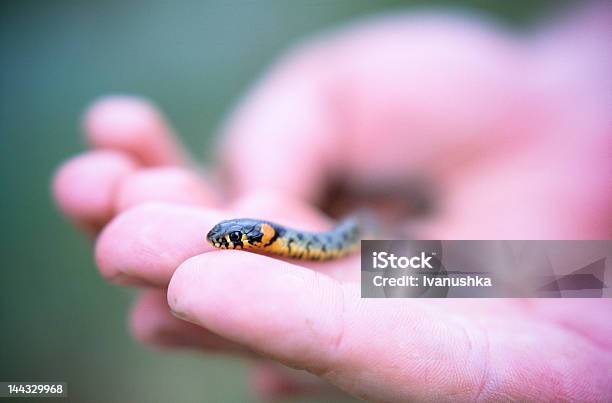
[229, 231, 241, 242]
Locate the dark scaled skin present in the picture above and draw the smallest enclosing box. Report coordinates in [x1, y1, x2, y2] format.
[206, 218, 360, 260]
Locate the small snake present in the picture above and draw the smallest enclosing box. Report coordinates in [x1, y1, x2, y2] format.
[206, 217, 360, 260]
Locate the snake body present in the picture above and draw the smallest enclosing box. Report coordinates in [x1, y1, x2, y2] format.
[206, 217, 360, 260]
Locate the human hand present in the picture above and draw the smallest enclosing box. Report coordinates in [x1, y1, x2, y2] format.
[52, 94, 358, 398]
[53, 7, 612, 402]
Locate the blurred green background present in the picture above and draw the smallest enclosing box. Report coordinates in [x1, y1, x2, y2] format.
[0, 1, 564, 401]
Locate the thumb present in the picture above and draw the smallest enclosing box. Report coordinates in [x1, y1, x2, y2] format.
[166, 251, 484, 401]
[220, 42, 338, 201]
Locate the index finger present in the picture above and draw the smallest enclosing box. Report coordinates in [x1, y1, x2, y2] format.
[95, 192, 357, 287]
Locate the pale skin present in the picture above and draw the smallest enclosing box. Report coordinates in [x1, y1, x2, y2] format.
[53, 9, 612, 402]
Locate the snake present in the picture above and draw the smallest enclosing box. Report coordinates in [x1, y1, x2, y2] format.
[206, 217, 360, 260]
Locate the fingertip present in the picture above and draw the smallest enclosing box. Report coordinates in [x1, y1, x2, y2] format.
[168, 251, 345, 372]
[95, 203, 219, 287]
[130, 290, 173, 346]
[84, 95, 160, 148]
[167, 252, 244, 325]
[167, 252, 294, 330]
[167, 250, 331, 323]
[84, 95, 187, 166]
[53, 150, 138, 229]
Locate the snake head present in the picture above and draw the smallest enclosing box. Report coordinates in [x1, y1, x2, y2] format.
[206, 218, 260, 249]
